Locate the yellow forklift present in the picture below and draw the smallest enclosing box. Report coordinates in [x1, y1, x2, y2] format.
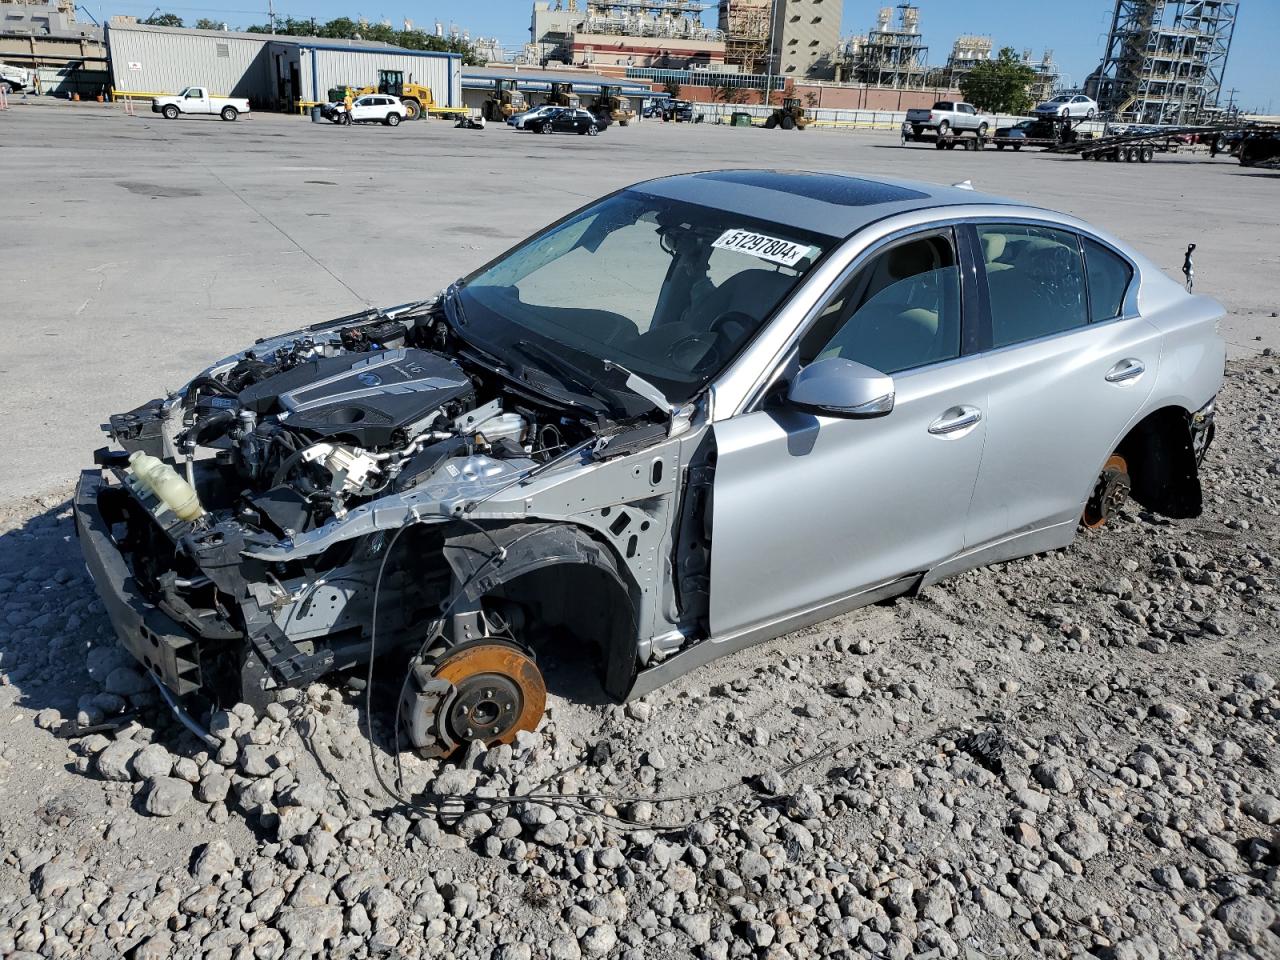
[545, 81, 578, 108]
[482, 78, 526, 122]
[591, 84, 636, 126]
[763, 97, 811, 130]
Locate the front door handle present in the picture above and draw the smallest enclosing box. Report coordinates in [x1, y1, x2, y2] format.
[928, 405, 983, 436]
[1106, 358, 1146, 383]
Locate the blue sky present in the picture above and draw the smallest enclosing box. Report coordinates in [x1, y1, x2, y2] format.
[97, 0, 1276, 113]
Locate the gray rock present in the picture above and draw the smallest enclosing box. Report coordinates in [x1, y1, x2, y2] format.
[454, 812, 493, 839]
[364, 887, 403, 921]
[674, 913, 712, 945]
[975, 887, 1011, 919]
[1059, 827, 1108, 861]
[289, 873, 333, 909]
[1032, 760, 1074, 794]
[534, 819, 571, 846]
[143, 776, 193, 817]
[34, 861, 83, 899]
[196, 771, 231, 804]
[103, 665, 150, 697]
[192, 838, 235, 884]
[274, 905, 343, 955]
[579, 925, 618, 957]
[240, 744, 279, 777]
[741, 920, 776, 947]
[1216, 896, 1275, 945]
[1241, 794, 1280, 825]
[96, 739, 140, 781]
[739, 850, 770, 880]
[130, 743, 173, 780]
[1150, 700, 1191, 724]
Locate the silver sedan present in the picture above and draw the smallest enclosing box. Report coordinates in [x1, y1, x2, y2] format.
[75, 170, 1224, 751]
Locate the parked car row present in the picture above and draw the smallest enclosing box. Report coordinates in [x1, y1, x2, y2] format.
[508, 105, 608, 135]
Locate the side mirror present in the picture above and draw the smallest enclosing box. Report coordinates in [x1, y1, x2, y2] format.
[786, 356, 895, 418]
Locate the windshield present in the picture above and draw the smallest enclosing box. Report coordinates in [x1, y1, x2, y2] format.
[455, 189, 833, 405]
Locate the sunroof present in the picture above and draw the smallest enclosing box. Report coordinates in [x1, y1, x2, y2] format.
[693, 170, 929, 206]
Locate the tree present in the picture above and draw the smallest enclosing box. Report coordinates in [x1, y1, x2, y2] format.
[238, 16, 486, 65]
[959, 46, 1038, 114]
[142, 12, 183, 27]
[194, 18, 223, 30]
[662, 79, 681, 99]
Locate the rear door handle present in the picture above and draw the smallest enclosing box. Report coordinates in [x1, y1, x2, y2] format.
[928, 405, 983, 436]
[1106, 358, 1146, 383]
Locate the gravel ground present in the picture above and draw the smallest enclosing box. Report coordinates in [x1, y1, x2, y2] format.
[0, 354, 1277, 960]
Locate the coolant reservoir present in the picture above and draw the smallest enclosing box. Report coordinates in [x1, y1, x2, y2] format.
[474, 412, 527, 446]
[128, 450, 205, 521]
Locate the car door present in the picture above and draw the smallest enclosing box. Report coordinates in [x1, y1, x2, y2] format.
[708, 227, 989, 638]
[963, 221, 1159, 551]
[351, 97, 376, 122]
[184, 88, 209, 114]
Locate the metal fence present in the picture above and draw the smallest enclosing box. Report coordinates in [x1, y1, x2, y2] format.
[625, 67, 776, 92]
[689, 101, 1030, 130]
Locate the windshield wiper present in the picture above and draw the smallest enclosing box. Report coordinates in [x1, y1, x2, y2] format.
[509, 339, 618, 405]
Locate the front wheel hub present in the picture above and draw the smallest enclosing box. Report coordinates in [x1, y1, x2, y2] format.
[400, 641, 546, 759]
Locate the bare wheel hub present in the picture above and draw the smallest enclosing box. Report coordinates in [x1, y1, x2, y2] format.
[400, 641, 546, 759]
[1082, 454, 1131, 529]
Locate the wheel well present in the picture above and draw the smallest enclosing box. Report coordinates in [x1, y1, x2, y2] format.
[488, 564, 637, 700]
[1114, 406, 1203, 519]
[442, 522, 640, 701]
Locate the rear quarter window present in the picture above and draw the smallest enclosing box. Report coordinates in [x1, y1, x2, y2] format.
[1083, 238, 1134, 322]
[934, 101, 952, 110]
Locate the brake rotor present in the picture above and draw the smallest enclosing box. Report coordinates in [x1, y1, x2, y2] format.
[1082, 454, 1131, 529]
[400, 640, 546, 759]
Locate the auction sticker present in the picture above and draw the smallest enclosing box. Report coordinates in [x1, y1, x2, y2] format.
[712, 229, 813, 267]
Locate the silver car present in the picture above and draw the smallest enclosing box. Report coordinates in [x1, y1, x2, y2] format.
[1033, 93, 1099, 119]
[76, 171, 1222, 757]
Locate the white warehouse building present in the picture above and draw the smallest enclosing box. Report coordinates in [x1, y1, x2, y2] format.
[105, 20, 461, 111]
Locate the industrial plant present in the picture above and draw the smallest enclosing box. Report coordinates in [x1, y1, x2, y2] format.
[1087, 0, 1238, 124]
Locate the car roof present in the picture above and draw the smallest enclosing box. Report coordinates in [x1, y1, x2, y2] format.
[635, 170, 1019, 240]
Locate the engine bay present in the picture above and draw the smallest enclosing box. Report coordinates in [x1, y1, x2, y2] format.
[104, 303, 598, 540]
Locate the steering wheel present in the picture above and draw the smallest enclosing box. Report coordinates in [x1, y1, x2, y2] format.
[665, 333, 721, 374]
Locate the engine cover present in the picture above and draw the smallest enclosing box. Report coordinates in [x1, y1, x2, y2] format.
[238, 348, 472, 447]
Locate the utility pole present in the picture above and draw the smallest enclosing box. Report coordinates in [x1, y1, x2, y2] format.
[268, 0, 276, 34]
[1225, 86, 1238, 116]
[763, 0, 777, 106]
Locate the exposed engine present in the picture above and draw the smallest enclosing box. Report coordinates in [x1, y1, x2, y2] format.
[105, 306, 589, 538]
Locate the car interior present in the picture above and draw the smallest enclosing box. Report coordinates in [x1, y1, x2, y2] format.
[979, 226, 1087, 346]
[799, 234, 961, 374]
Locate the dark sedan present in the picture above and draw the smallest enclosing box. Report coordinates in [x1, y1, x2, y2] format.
[525, 108, 607, 136]
[993, 119, 1040, 150]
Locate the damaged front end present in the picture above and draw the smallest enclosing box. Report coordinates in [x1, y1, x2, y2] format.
[75, 299, 684, 755]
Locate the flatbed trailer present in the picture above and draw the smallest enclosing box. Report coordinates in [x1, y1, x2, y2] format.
[1049, 124, 1209, 161]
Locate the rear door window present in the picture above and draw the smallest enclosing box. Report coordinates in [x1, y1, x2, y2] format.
[976, 224, 1088, 348]
[1082, 237, 1134, 322]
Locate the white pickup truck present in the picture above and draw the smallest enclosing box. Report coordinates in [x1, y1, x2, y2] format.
[1, 63, 32, 92]
[152, 86, 249, 121]
[904, 100, 988, 140]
